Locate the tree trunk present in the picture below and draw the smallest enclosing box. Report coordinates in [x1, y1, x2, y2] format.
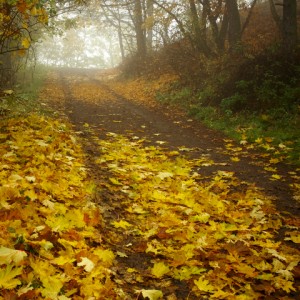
[202, 0, 226, 53]
[134, 0, 147, 59]
[241, 0, 258, 36]
[188, 0, 210, 56]
[225, 0, 242, 50]
[282, 0, 297, 55]
[218, 8, 229, 52]
[268, 0, 282, 32]
[200, 0, 208, 42]
[118, 27, 125, 61]
[146, 0, 154, 51]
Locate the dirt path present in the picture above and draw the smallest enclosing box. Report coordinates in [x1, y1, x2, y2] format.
[55, 68, 300, 217]
[41, 68, 300, 299]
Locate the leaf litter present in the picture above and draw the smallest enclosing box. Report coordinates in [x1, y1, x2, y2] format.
[0, 69, 299, 299]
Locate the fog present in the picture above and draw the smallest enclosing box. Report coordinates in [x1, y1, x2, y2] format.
[36, 23, 122, 69]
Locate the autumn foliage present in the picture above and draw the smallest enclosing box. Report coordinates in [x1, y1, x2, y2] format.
[1, 70, 299, 299]
[0, 115, 117, 298]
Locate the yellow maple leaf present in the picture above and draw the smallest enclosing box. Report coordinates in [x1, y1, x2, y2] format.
[271, 174, 282, 180]
[211, 289, 234, 298]
[255, 137, 263, 144]
[126, 268, 138, 273]
[194, 276, 215, 293]
[264, 166, 277, 172]
[235, 263, 257, 278]
[191, 213, 210, 223]
[94, 249, 115, 264]
[151, 262, 170, 278]
[172, 266, 206, 280]
[112, 220, 132, 229]
[0, 247, 27, 265]
[78, 257, 95, 272]
[46, 209, 86, 232]
[272, 258, 285, 272]
[157, 171, 173, 180]
[289, 235, 300, 243]
[252, 260, 272, 271]
[51, 256, 75, 266]
[24, 189, 38, 200]
[285, 232, 300, 243]
[267, 249, 287, 261]
[256, 273, 274, 281]
[0, 265, 22, 289]
[109, 177, 122, 185]
[265, 137, 273, 143]
[230, 156, 240, 162]
[139, 289, 163, 300]
[269, 158, 280, 164]
[273, 276, 296, 293]
[117, 251, 128, 258]
[40, 274, 65, 299]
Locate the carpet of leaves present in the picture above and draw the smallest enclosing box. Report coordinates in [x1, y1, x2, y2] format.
[0, 70, 300, 299]
[0, 116, 117, 299]
[95, 133, 300, 299]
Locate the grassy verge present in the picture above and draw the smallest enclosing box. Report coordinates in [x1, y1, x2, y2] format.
[0, 65, 50, 117]
[156, 83, 300, 165]
[190, 106, 300, 164]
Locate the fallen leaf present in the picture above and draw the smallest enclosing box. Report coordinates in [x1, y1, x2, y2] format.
[77, 257, 95, 272]
[271, 174, 282, 180]
[139, 289, 163, 300]
[0, 265, 23, 289]
[112, 220, 132, 229]
[116, 251, 128, 258]
[194, 276, 215, 293]
[0, 247, 27, 265]
[151, 262, 170, 278]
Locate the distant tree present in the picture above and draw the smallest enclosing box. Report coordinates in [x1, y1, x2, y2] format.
[134, 0, 147, 59]
[282, 0, 297, 55]
[269, 0, 298, 55]
[188, 0, 211, 56]
[0, 0, 86, 86]
[146, 0, 154, 50]
[225, 0, 242, 51]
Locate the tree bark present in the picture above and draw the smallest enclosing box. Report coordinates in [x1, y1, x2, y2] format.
[218, 7, 229, 52]
[188, 0, 211, 56]
[202, 0, 226, 53]
[269, 0, 298, 55]
[282, 0, 297, 55]
[146, 0, 154, 51]
[225, 0, 242, 50]
[241, 0, 258, 36]
[134, 0, 147, 59]
[268, 0, 282, 32]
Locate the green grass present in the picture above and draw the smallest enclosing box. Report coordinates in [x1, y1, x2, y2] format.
[0, 65, 49, 117]
[156, 86, 300, 165]
[193, 106, 300, 165]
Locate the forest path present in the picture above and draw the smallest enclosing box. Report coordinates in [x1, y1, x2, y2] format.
[40, 68, 300, 299]
[50, 68, 300, 217]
